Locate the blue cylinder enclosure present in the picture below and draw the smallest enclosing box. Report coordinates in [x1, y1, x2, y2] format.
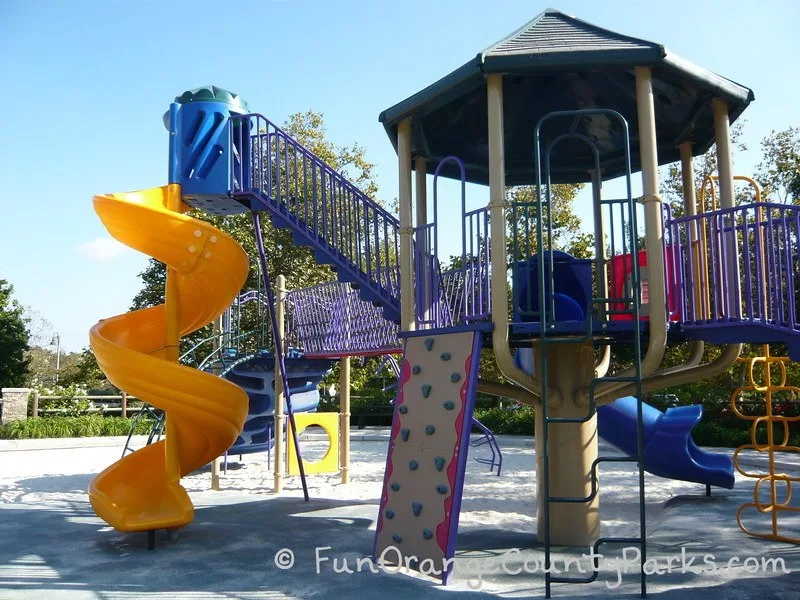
[167, 86, 250, 216]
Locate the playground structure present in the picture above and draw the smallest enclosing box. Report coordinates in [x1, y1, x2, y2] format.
[86, 8, 800, 597]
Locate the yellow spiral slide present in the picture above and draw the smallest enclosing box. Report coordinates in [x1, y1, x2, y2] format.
[88, 184, 249, 532]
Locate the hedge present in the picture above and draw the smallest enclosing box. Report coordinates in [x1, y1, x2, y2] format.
[0, 416, 154, 440]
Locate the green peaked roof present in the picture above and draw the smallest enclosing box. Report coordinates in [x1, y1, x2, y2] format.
[481, 8, 659, 61]
[379, 9, 754, 185]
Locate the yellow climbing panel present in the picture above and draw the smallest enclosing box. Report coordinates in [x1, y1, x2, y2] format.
[731, 344, 800, 543]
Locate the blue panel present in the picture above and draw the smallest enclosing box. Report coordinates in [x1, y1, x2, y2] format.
[174, 101, 247, 215]
[513, 251, 593, 323]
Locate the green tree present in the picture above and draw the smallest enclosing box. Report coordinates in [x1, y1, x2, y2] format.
[58, 348, 112, 390]
[660, 121, 749, 215]
[506, 184, 592, 260]
[756, 127, 800, 203]
[0, 279, 31, 387]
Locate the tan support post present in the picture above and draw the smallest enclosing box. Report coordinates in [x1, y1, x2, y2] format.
[398, 119, 415, 332]
[339, 356, 351, 484]
[485, 73, 556, 405]
[713, 97, 742, 318]
[633, 66, 668, 379]
[415, 156, 430, 326]
[211, 457, 221, 491]
[274, 274, 286, 493]
[210, 315, 223, 491]
[679, 142, 697, 217]
[593, 67, 669, 402]
[680, 141, 706, 359]
[535, 343, 600, 546]
[121, 392, 127, 419]
[712, 99, 736, 210]
[32, 389, 39, 418]
[591, 169, 612, 378]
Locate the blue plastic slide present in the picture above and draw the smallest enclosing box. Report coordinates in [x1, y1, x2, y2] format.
[597, 397, 735, 489]
[514, 347, 734, 489]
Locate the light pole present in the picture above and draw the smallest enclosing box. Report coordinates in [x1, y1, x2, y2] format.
[50, 333, 61, 384]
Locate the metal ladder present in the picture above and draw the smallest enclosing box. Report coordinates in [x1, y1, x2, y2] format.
[527, 109, 647, 597]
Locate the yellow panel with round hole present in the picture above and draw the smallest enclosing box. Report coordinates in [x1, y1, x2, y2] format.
[287, 412, 340, 475]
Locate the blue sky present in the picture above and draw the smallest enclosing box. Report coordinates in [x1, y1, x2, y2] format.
[1, 0, 798, 352]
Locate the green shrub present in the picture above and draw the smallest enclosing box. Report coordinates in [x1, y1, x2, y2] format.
[0, 415, 155, 440]
[473, 406, 535, 436]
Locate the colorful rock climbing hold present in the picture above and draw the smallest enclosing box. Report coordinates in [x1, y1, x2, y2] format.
[390, 482, 400, 491]
[425, 424, 435, 435]
[424, 338, 434, 351]
[436, 484, 449, 495]
[411, 502, 422, 517]
[385, 509, 395, 519]
[412, 365, 421, 375]
[409, 460, 419, 471]
[401, 428, 410, 442]
[433, 456, 446, 471]
[393, 534, 402, 543]
[450, 372, 461, 383]
[443, 400, 455, 410]
[398, 405, 408, 414]
[423, 528, 433, 540]
[440, 352, 451, 361]
[421, 384, 432, 398]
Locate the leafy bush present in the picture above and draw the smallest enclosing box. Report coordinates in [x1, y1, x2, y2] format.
[0, 415, 155, 439]
[473, 406, 535, 436]
[30, 384, 92, 416]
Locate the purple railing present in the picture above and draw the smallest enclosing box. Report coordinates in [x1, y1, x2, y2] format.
[463, 206, 492, 321]
[285, 263, 487, 356]
[285, 281, 401, 357]
[230, 114, 401, 305]
[668, 202, 800, 331]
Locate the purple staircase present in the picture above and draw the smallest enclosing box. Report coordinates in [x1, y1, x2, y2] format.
[667, 202, 800, 358]
[229, 114, 402, 323]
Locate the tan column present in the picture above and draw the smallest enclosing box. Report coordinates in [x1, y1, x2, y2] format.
[398, 119, 415, 332]
[633, 66, 667, 374]
[485, 74, 551, 401]
[535, 342, 599, 546]
[590, 169, 608, 310]
[712, 99, 735, 210]
[679, 142, 697, 217]
[274, 274, 286, 493]
[415, 156, 430, 325]
[339, 356, 351, 484]
[712, 98, 741, 317]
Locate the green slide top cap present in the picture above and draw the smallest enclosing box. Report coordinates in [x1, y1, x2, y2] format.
[163, 85, 250, 129]
[173, 85, 250, 112]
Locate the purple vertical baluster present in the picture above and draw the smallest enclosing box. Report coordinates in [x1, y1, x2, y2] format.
[364, 203, 372, 282]
[779, 206, 795, 327]
[311, 161, 318, 239]
[766, 208, 778, 323]
[741, 206, 754, 320]
[753, 206, 766, 321]
[794, 211, 800, 329]
[709, 213, 722, 320]
[251, 211, 309, 501]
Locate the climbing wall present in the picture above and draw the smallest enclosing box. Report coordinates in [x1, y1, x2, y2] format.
[374, 330, 483, 582]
